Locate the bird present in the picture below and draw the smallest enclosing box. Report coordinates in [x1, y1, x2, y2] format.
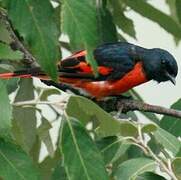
[0, 42, 178, 99]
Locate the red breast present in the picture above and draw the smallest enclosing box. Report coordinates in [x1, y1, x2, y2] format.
[59, 62, 148, 99]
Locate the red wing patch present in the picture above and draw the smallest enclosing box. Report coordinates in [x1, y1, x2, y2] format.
[98, 66, 113, 75]
[60, 50, 87, 68]
[71, 50, 87, 59]
[71, 62, 113, 75]
[59, 50, 113, 76]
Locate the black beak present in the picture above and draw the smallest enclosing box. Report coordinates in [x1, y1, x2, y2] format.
[165, 72, 176, 85]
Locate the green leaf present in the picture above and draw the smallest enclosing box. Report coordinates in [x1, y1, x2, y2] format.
[96, 1, 118, 43]
[67, 96, 140, 138]
[123, 0, 181, 39]
[37, 118, 54, 157]
[176, 0, 181, 24]
[5, 0, 60, 80]
[66, 96, 121, 137]
[40, 88, 61, 101]
[176, 147, 181, 157]
[51, 0, 60, 3]
[0, 19, 12, 44]
[52, 161, 67, 180]
[153, 128, 180, 156]
[0, 80, 12, 138]
[129, 90, 160, 124]
[12, 79, 37, 153]
[119, 121, 138, 137]
[0, 42, 23, 60]
[136, 172, 166, 180]
[140, 111, 160, 125]
[147, 135, 162, 155]
[29, 136, 41, 163]
[117, 32, 127, 42]
[96, 136, 130, 164]
[0, 63, 15, 72]
[39, 150, 61, 180]
[160, 99, 181, 137]
[114, 158, 156, 180]
[142, 124, 158, 133]
[127, 145, 145, 159]
[166, 0, 180, 44]
[172, 157, 181, 179]
[6, 78, 19, 94]
[0, 138, 40, 180]
[166, 0, 177, 20]
[53, 3, 61, 34]
[97, 136, 119, 164]
[61, 0, 99, 73]
[60, 117, 109, 180]
[110, 0, 136, 38]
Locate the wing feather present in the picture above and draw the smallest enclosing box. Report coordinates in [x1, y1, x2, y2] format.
[59, 43, 135, 80]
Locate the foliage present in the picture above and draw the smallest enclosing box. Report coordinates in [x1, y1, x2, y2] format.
[0, 0, 181, 180]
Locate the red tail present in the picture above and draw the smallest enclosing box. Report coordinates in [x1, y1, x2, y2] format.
[0, 72, 32, 79]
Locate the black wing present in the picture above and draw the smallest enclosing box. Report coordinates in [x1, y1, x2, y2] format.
[59, 43, 135, 80]
[94, 42, 135, 80]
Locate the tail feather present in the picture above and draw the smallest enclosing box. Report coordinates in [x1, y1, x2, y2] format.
[0, 66, 45, 79]
[0, 72, 32, 79]
[0, 68, 96, 80]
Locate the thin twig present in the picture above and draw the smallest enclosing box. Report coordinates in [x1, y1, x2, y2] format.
[13, 100, 55, 106]
[12, 98, 68, 108]
[135, 129, 177, 180]
[142, 144, 177, 180]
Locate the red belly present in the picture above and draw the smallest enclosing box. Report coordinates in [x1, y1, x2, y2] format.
[59, 62, 148, 98]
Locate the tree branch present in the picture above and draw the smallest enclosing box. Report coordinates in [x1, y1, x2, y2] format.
[97, 98, 181, 119]
[0, 9, 38, 68]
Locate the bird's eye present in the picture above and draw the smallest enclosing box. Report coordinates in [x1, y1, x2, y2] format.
[161, 59, 166, 64]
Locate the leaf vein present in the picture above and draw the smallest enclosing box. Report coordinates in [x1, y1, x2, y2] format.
[0, 150, 26, 180]
[66, 117, 91, 180]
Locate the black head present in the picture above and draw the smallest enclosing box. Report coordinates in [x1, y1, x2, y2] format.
[142, 48, 178, 85]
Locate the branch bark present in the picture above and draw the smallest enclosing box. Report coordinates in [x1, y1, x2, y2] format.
[118, 99, 181, 118]
[97, 98, 181, 119]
